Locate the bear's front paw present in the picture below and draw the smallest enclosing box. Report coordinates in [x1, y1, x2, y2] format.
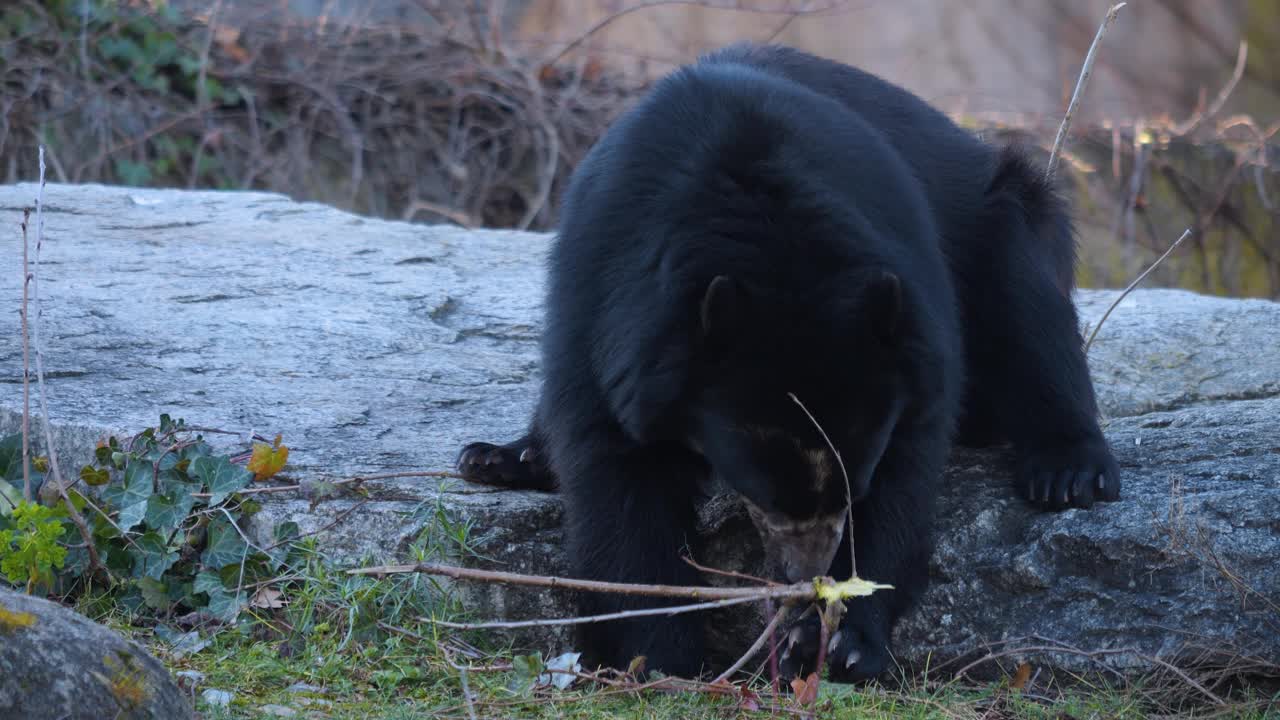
[777, 612, 822, 682]
[455, 439, 554, 490]
[1016, 436, 1120, 511]
[777, 611, 890, 685]
[823, 618, 890, 684]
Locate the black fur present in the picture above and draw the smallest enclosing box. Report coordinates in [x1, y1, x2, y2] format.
[455, 42, 1120, 683]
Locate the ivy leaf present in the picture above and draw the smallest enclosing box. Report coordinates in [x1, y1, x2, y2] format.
[179, 442, 212, 465]
[268, 521, 300, 571]
[63, 546, 91, 577]
[192, 456, 251, 506]
[138, 577, 172, 610]
[144, 445, 180, 473]
[193, 571, 224, 595]
[144, 487, 195, 533]
[108, 459, 158, 532]
[507, 652, 545, 695]
[246, 437, 289, 482]
[0, 432, 45, 495]
[205, 585, 246, 622]
[117, 500, 148, 533]
[192, 570, 245, 620]
[80, 464, 110, 487]
[130, 530, 178, 580]
[273, 521, 300, 544]
[201, 517, 247, 569]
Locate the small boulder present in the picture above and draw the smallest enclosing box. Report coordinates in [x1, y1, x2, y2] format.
[0, 587, 193, 720]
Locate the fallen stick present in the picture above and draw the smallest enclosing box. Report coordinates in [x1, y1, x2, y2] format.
[348, 562, 890, 604]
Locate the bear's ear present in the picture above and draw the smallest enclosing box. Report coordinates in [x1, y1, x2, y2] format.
[867, 270, 901, 342]
[700, 275, 739, 344]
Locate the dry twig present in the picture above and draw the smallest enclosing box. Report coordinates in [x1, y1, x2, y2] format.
[1085, 228, 1191, 352]
[20, 210, 32, 502]
[1172, 41, 1248, 137]
[27, 147, 105, 576]
[1045, 2, 1125, 181]
[348, 561, 822, 602]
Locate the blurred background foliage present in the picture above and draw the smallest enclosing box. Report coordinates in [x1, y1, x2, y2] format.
[1, 0, 1277, 298]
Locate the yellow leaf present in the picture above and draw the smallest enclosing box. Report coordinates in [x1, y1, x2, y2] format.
[247, 441, 289, 481]
[813, 576, 894, 603]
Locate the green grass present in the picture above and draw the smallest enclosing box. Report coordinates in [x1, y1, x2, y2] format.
[77, 580, 1278, 720]
[47, 495, 1280, 720]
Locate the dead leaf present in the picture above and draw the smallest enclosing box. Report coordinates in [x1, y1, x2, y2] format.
[1010, 661, 1032, 691]
[250, 587, 286, 609]
[214, 24, 250, 63]
[791, 672, 819, 707]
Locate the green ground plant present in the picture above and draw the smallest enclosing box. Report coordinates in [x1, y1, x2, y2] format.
[0, 416, 306, 622]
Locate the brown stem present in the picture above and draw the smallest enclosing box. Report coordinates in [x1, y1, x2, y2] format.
[682, 554, 779, 586]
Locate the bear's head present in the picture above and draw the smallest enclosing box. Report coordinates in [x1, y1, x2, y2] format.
[687, 272, 908, 583]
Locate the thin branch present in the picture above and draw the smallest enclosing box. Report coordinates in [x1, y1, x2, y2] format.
[347, 562, 819, 603]
[714, 600, 789, 683]
[424, 593, 766, 631]
[1045, 2, 1125, 181]
[1172, 40, 1248, 136]
[789, 392, 856, 578]
[29, 146, 104, 575]
[545, 0, 851, 68]
[189, 470, 462, 499]
[20, 210, 32, 502]
[1085, 228, 1191, 352]
[682, 554, 779, 587]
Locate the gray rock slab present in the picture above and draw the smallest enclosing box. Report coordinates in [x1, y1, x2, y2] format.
[1, 182, 1278, 677]
[0, 586, 194, 719]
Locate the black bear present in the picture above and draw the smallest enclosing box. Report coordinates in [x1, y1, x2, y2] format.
[455, 42, 1120, 683]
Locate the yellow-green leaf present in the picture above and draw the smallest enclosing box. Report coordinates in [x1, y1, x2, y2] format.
[246, 439, 288, 482]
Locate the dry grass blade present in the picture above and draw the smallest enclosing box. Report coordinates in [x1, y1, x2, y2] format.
[788, 392, 857, 578]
